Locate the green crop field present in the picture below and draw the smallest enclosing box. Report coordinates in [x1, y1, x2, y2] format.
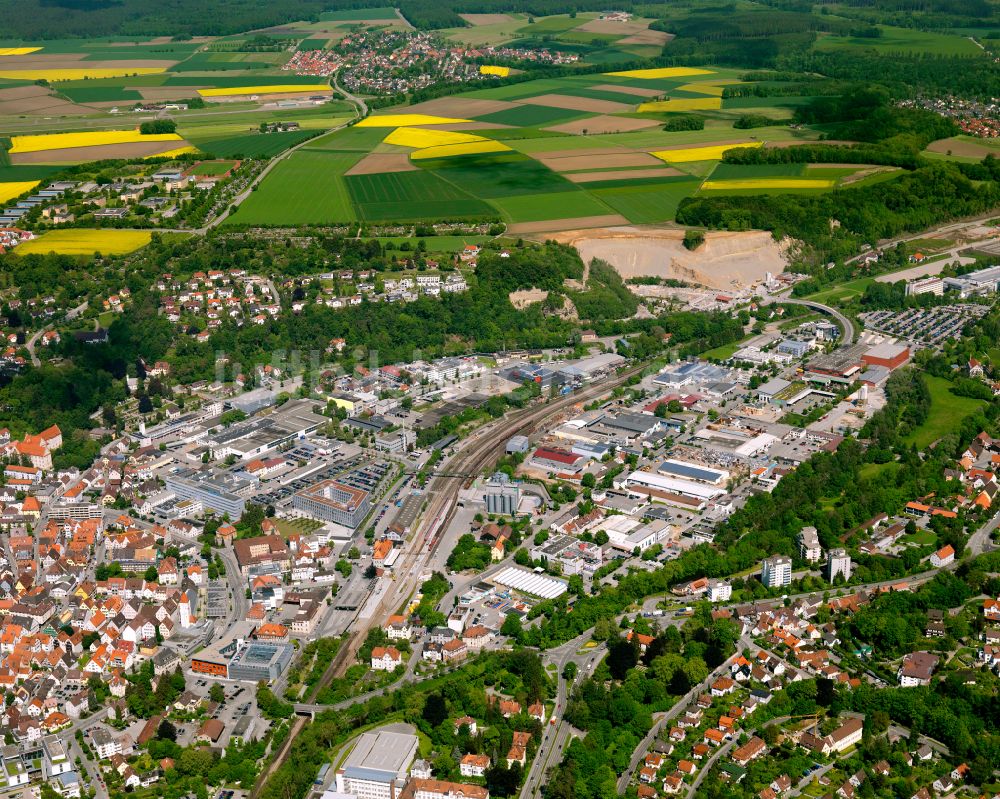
[305, 126, 388, 151]
[173, 52, 284, 72]
[589, 179, 702, 223]
[228, 151, 359, 224]
[488, 190, 612, 222]
[425, 152, 577, 198]
[190, 130, 318, 158]
[0, 164, 62, 181]
[58, 86, 143, 103]
[346, 169, 495, 221]
[475, 105, 586, 127]
[709, 163, 806, 179]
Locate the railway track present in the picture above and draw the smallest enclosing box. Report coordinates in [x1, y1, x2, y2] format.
[252, 363, 647, 797]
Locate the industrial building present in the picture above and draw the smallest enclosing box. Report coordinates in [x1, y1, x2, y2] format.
[484, 473, 520, 516]
[293, 479, 372, 528]
[657, 459, 729, 486]
[205, 399, 328, 460]
[491, 566, 567, 599]
[335, 729, 419, 799]
[805, 343, 869, 384]
[618, 470, 726, 507]
[164, 467, 258, 518]
[861, 342, 910, 371]
[943, 264, 1000, 296]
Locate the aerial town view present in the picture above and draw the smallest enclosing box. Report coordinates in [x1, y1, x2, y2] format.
[3, 1, 1000, 799]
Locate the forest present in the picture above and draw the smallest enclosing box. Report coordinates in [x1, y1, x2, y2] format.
[0, 0, 624, 38]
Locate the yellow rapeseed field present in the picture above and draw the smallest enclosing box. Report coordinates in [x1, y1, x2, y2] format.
[651, 142, 762, 163]
[0, 67, 166, 82]
[198, 84, 330, 97]
[411, 141, 511, 159]
[15, 229, 152, 257]
[357, 114, 471, 128]
[677, 83, 727, 97]
[480, 65, 510, 77]
[637, 97, 722, 112]
[701, 178, 836, 190]
[9, 130, 182, 154]
[145, 146, 200, 159]
[384, 127, 483, 148]
[0, 47, 42, 56]
[0, 181, 40, 205]
[607, 67, 715, 79]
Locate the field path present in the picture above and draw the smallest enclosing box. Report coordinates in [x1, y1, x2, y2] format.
[395, 7, 414, 28]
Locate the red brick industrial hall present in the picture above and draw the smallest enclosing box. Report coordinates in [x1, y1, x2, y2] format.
[861, 342, 910, 370]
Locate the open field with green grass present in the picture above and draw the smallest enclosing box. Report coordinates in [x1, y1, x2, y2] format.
[227, 150, 359, 224]
[905, 375, 987, 449]
[814, 25, 982, 56]
[803, 276, 875, 305]
[347, 169, 496, 222]
[189, 129, 320, 159]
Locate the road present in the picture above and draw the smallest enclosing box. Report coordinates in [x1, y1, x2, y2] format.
[217, 545, 250, 629]
[519, 633, 600, 799]
[24, 299, 89, 366]
[766, 295, 856, 345]
[845, 211, 1000, 265]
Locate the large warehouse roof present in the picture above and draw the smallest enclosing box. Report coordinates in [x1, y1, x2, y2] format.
[492, 566, 568, 599]
[623, 470, 726, 500]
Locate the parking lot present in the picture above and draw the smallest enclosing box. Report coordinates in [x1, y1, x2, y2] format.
[860, 304, 989, 346]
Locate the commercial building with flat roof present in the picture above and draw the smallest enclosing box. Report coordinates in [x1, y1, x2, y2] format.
[164, 468, 258, 518]
[335, 729, 419, 799]
[206, 399, 327, 460]
[861, 342, 909, 370]
[492, 566, 567, 599]
[292, 479, 371, 528]
[657, 459, 729, 486]
[190, 621, 294, 681]
[619, 470, 726, 503]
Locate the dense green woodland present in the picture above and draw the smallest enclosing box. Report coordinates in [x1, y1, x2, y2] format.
[0, 238, 742, 452]
[0, 0, 623, 38]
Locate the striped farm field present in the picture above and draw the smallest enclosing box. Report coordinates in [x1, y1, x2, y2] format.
[480, 65, 510, 77]
[607, 67, 714, 79]
[358, 114, 471, 128]
[411, 141, 511, 159]
[0, 67, 166, 82]
[0, 47, 41, 56]
[383, 127, 483, 148]
[701, 178, 836, 191]
[0, 181, 39, 204]
[198, 84, 330, 97]
[638, 97, 722, 112]
[16, 229, 152, 256]
[652, 142, 762, 163]
[9, 130, 181, 154]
